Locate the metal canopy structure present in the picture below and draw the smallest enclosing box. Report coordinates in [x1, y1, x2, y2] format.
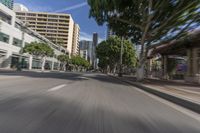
[149, 29, 200, 57]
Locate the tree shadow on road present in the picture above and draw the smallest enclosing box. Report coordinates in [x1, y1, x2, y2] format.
[0, 71, 130, 86]
[0, 92, 198, 133]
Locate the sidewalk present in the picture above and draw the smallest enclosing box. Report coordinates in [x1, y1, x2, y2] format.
[0, 69, 60, 80]
[110, 74, 200, 113]
[0, 68, 64, 73]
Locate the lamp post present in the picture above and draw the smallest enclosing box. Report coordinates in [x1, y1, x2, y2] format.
[118, 37, 124, 77]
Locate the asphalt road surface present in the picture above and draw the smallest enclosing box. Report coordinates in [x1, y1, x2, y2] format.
[0, 72, 199, 133]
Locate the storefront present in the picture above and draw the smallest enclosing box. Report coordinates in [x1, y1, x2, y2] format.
[148, 30, 200, 83]
[10, 54, 29, 69]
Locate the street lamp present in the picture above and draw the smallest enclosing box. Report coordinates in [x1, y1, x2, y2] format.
[118, 37, 124, 77]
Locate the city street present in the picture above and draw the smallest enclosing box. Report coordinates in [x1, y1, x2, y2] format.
[0, 72, 199, 133]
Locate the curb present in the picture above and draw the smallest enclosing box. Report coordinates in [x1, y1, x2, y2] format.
[109, 75, 200, 114]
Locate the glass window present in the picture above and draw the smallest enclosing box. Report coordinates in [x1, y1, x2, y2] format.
[15, 22, 22, 30]
[0, 11, 12, 25]
[0, 32, 9, 43]
[12, 38, 22, 47]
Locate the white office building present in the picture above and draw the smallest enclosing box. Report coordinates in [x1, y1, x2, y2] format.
[0, 3, 66, 70]
[14, 3, 80, 56]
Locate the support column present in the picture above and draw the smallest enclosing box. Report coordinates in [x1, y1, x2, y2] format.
[162, 55, 168, 80]
[51, 60, 54, 71]
[3, 51, 12, 69]
[186, 48, 200, 83]
[192, 48, 198, 75]
[186, 48, 193, 76]
[147, 59, 152, 78]
[28, 55, 33, 70]
[58, 62, 61, 71]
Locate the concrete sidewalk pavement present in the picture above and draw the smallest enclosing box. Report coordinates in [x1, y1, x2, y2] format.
[110, 75, 200, 113]
[0, 75, 25, 80]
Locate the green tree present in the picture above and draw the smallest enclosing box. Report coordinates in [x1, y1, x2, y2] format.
[57, 39, 65, 46]
[70, 56, 90, 71]
[88, 0, 200, 80]
[23, 42, 54, 71]
[57, 54, 69, 71]
[96, 36, 137, 73]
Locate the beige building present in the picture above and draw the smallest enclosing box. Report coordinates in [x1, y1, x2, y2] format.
[72, 24, 80, 55]
[15, 10, 80, 56]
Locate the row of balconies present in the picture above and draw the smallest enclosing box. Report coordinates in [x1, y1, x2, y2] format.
[16, 13, 70, 19]
[17, 16, 70, 23]
[29, 26, 69, 32]
[24, 21, 69, 27]
[33, 29, 69, 35]
[27, 23, 69, 29]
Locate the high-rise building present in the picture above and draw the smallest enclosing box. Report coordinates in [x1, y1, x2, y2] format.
[14, 5, 80, 56]
[0, 0, 13, 9]
[79, 40, 93, 64]
[79, 50, 87, 61]
[72, 24, 80, 55]
[107, 25, 115, 39]
[0, 3, 66, 70]
[92, 33, 98, 69]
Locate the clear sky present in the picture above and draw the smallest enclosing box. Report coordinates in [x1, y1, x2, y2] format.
[14, 0, 107, 42]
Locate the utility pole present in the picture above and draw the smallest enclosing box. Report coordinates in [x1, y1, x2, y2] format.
[118, 37, 124, 77]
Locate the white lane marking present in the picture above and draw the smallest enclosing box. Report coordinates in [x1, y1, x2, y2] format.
[79, 76, 90, 80]
[47, 84, 66, 92]
[131, 86, 200, 122]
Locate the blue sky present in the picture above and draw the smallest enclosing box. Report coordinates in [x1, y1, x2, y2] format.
[14, 0, 107, 42]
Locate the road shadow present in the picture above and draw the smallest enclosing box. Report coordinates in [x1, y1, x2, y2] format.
[89, 74, 130, 86]
[0, 92, 198, 133]
[0, 71, 86, 81]
[0, 71, 130, 86]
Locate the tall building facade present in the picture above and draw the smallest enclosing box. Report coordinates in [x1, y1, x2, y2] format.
[79, 40, 93, 64]
[14, 6, 80, 56]
[72, 24, 80, 55]
[0, 3, 66, 70]
[107, 25, 115, 39]
[79, 50, 87, 61]
[0, 0, 13, 9]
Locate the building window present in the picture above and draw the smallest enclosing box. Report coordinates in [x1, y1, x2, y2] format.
[15, 22, 22, 30]
[0, 11, 12, 25]
[16, 13, 25, 16]
[0, 32, 9, 43]
[27, 13, 36, 16]
[48, 15, 58, 18]
[48, 19, 58, 22]
[12, 38, 22, 47]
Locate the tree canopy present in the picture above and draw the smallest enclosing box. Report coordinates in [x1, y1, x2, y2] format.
[57, 54, 69, 64]
[96, 36, 137, 72]
[71, 56, 90, 69]
[88, 0, 200, 79]
[23, 42, 54, 57]
[88, 0, 200, 46]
